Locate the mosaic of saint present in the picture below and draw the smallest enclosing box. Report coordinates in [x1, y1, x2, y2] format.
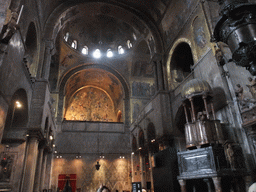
[65, 87, 117, 122]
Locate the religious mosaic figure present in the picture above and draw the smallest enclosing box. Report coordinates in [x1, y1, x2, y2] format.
[0, 12, 19, 44]
[235, 84, 244, 101]
[247, 77, 256, 99]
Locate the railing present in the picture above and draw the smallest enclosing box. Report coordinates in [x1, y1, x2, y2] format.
[61, 120, 124, 133]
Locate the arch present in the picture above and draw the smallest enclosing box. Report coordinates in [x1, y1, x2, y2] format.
[147, 122, 156, 142]
[42, 0, 163, 55]
[24, 22, 38, 77]
[167, 38, 197, 89]
[59, 64, 129, 99]
[147, 122, 158, 153]
[3, 89, 29, 134]
[138, 129, 145, 148]
[71, 40, 77, 49]
[118, 45, 124, 54]
[82, 46, 88, 55]
[57, 64, 130, 122]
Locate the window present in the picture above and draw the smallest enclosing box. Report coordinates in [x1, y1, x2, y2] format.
[127, 40, 132, 49]
[93, 49, 101, 58]
[106, 49, 113, 58]
[118, 45, 124, 54]
[71, 40, 77, 49]
[133, 33, 137, 40]
[64, 32, 69, 42]
[82, 46, 88, 55]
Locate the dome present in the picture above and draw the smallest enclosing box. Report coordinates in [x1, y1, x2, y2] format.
[181, 79, 212, 98]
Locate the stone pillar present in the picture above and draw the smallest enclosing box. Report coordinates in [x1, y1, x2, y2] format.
[203, 178, 212, 192]
[41, 40, 54, 80]
[131, 153, 135, 182]
[33, 144, 45, 192]
[21, 136, 39, 192]
[139, 153, 146, 189]
[212, 177, 222, 192]
[152, 53, 164, 91]
[40, 150, 48, 191]
[57, 94, 64, 122]
[148, 152, 154, 192]
[178, 179, 186, 192]
[156, 60, 164, 91]
[44, 152, 53, 189]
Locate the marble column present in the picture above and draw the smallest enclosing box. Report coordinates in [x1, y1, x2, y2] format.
[178, 179, 186, 192]
[139, 153, 146, 189]
[40, 150, 48, 191]
[148, 152, 154, 192]
[131, 153, 135, 182]
[212, 177, 222, 192]
[33, 144, 45, 192]
[21, 136, 39, 192]
[44, 152, 53, 189]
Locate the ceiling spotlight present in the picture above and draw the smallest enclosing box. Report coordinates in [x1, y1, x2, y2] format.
[49, 135, 53, 140]
[93, 49, 101, 58]
[54, 150, 57, 153]
[131, 152, 134, 155]
[107, 49, 113, 58]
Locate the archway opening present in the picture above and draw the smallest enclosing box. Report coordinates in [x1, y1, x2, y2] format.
[24, 22, 38, 77]
[170, 42, 194, 86]
[2, 89, 29, 143]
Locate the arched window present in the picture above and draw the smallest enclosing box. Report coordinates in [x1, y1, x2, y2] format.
[118, 45, 124, 54]
[170, 42, 194, 83]
[82, 46, 88, 55]
[71, 40, 77, 49]
[64, 32, 69, 42]
[107, 49, 113, 58]
[133, 33, 137, 40]
[93, 49, 101, 58]
[127, 40, 132, 49]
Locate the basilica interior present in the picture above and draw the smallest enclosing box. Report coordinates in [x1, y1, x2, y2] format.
[1, 0, 256, 191]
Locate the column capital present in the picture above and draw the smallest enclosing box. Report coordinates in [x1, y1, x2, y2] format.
[27, 128, 44, 140]
[151, 53, 164, 62]
[43, 39, 54, 49]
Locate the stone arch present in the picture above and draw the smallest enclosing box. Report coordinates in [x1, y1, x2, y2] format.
[57, 64, 129, 123]
[2, 88, 29, 142]
[147, 122, 156, 142]
[167, 38, 196, 90]
[138, 129, 145, 149]
[132, 135, 137, 152]
[40, 0, 163, 78]
[24, 21, 38, 77]
[147, 122, 158, 153]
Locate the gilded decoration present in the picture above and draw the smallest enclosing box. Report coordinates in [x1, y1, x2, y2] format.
[181, 79, 212, 98]
[65, 87, 117, 122]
